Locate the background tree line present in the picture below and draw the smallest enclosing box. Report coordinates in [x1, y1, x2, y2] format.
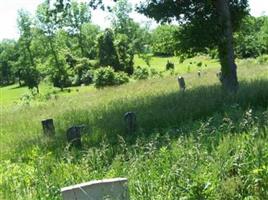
[0, 0, 268, 91]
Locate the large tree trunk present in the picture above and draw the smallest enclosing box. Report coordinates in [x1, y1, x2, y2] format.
[215, 0, 238, 92]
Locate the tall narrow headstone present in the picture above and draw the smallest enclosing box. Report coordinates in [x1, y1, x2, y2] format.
[178, 76, 186, 91]
[41, 119, 55, 136]
[66, 125, 85, 148]
[61, 178, 129, 200]
[124, 112, 137, 134]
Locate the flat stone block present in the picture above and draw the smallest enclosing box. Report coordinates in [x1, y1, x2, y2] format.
[61, 178, 129, 200]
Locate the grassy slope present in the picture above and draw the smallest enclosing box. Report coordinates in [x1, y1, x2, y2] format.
[1, 57, 268, 199]
[0, 56, 217, 107]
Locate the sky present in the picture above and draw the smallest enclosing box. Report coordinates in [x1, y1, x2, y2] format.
[0, 0, 267, 40]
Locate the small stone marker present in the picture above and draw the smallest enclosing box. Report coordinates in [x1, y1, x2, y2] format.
[124, 112, 137, 134]
[178, 76, 186, 91]
[66, 125, 86, 148]
[41, 119, 55, 136]
[61, 178, 129, 200]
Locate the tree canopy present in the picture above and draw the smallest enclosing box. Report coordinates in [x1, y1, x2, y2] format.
[138, 0, 249, 91]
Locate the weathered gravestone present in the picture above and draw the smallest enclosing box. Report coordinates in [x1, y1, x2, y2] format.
[66, 125, 86, 148]
[177, 76, 186, 91]
[41, 119, 55, 136]
[124, 112, 137, 134]
[61, 178, 129, 200]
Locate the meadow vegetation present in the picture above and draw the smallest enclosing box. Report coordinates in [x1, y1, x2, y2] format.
[1, 57, 268, 199]
[1, 0, 268, 199]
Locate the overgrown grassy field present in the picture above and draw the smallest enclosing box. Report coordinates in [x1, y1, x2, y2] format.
[1, 56, 268, 199]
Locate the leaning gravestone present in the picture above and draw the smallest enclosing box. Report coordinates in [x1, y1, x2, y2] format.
[41, 119, 55, 136]
[198, 71, 201, 77]
[177, 76, 186, 91]
[66, 125, 86, 148]
[61, 178, 129, 200]
[124, 112, 137, 134]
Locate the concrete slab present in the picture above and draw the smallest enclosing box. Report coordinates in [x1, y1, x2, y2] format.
[61, 178, 129, 200]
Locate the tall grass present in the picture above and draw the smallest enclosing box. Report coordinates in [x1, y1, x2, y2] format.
[1, 60, 268, 199]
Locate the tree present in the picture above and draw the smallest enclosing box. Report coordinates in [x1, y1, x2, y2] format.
[80, 23, 100, 59]
[115, 34, 134, 74]
[97, 28, 121, 71]
[234, 16, 268, 58]
[17, 10, 35, 67]
[138, 0, 249, 92]
[111, 0, 151, 54]
[66, 1, 91, 57]
[17, 9, 41, 92]
[36, 0, 69, 90]
[151, 25, 179, 56]
[0, 40, 19, 85]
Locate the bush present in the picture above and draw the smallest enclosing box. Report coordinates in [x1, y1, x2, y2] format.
[22, 67, 41, 92]
[257, 55, 268, 64]
[166, 60, 175, 70]
[197, 61, 203, 67]
[133, 66, 150, 80]
[81, 70, 93, 85]
[72, 70, 93, 86]
[207, 48, 219, 59]
[94, 66, 129, 88]
[115, 71, 129, 85]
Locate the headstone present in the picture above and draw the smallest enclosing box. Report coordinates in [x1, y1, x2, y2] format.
[66, 125, 86, 148]
[41, 119, 55, 136]
[177, 76, 186, 91]
[61, 178, 129, 200]
[124, 112, 137, 134]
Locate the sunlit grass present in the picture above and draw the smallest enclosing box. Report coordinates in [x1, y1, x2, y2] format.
[1, 56, 268, 199]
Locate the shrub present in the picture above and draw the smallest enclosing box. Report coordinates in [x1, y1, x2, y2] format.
[94, 67, 116, 88]
[81, 70, 93, 85]
[115, 72, 129, 85]
[197, 61, 203, 67]
[166, 60, 175, 70]
[133, 66, 150, 80]
[22, 67, 41, 92]
[207, 48, 219, 59]
[257, 55, 268, 64]
[94, 66, 129, 88]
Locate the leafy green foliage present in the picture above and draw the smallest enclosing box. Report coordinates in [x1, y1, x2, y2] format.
[22, 67, 41, 91]
[115, 34, 134, 75]
[257, 55, 268, 65]
[234, 16, 268, 58]
[80, 23, 100, 59]
[65, 1, 91, 57]
[94, 66, 129, 88]
[139, 0, 248, 52]
[151, 25, 179, 56]
[97, 29, 121, 71]
[133, 66, 149, 80]
[0, 40, 19, 85]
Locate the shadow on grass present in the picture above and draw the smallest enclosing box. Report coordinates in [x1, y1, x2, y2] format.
[86, 79, 268, 142]
[11, 79, 268, 158]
